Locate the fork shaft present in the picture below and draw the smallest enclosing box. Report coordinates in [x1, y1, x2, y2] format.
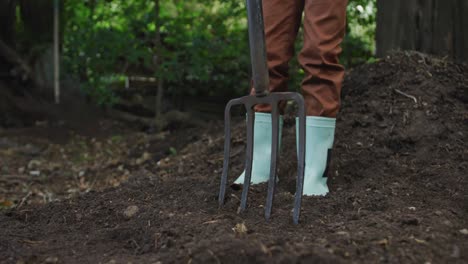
[240, 108, 255, 211]
[247, 0, 269, 96]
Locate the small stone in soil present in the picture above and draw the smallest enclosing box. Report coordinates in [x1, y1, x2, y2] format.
[123, 205, 139, 219]
[44, 256, 58, 263]
[29, 170, 41, 176]
[27, 159, 41, 169]
[136, 152, 151, 165]
[233, 222, 248, 236]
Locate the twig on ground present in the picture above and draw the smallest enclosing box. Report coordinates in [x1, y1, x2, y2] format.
[230, 193, 240, 201]
[394, 89, 418, 104]
[202, 219, 220, 225]
[16, 191, 32, 209]
[0, 174, 30, 181]
[20, 239, 44, 245]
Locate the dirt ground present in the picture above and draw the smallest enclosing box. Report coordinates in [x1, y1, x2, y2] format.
[0, 52, 467, 263]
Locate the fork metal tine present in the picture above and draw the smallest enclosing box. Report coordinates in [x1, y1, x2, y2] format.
[240, 108, 255, 212]
[293, 96, 306, 224]
[265, 103, 280, 220]
[219, 98, 245, 206]
[218, 104, 233, 206]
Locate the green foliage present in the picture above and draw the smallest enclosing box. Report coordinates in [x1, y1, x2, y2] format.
[63, 0, 250, 105]
[168, 147, 177, 156]
[62, 0, 376, 105]
[156, 0, 250, 97]
[342, 0, 376, 66]
[63, 0, 156, 105]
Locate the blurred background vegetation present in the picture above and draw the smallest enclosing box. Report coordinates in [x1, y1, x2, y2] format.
[59, 0, 376, 106]
[1, 0, 376, 119]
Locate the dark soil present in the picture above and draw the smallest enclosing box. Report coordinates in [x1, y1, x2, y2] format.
[1, 51, 467, 263]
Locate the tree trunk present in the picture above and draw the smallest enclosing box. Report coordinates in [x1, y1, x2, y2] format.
[376, 0, 468, 62]
[53, 0, 60, 104]
[16, 0, 65, 97]
[0, 0, 17, 46]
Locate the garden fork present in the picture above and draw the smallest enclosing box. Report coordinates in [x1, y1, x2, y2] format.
[218, 0, 306, 224]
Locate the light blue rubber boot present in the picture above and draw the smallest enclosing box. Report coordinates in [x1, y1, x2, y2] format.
[296, 116, 336, 196]
[234, 113, 283, 184]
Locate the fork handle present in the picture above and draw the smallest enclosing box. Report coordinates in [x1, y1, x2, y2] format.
[247, 0, 269, 97]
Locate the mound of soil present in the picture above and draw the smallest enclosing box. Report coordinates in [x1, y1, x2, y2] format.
[1, 51, 467, 263]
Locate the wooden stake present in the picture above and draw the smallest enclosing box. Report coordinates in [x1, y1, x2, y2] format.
[54, 0, 60, 104]
[154, 0, 163, 119]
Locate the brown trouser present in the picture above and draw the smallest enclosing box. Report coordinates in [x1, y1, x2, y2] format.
[254, 0, 348, 117]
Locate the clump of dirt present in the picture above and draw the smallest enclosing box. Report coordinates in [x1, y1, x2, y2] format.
[0, 51, 467, 263]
